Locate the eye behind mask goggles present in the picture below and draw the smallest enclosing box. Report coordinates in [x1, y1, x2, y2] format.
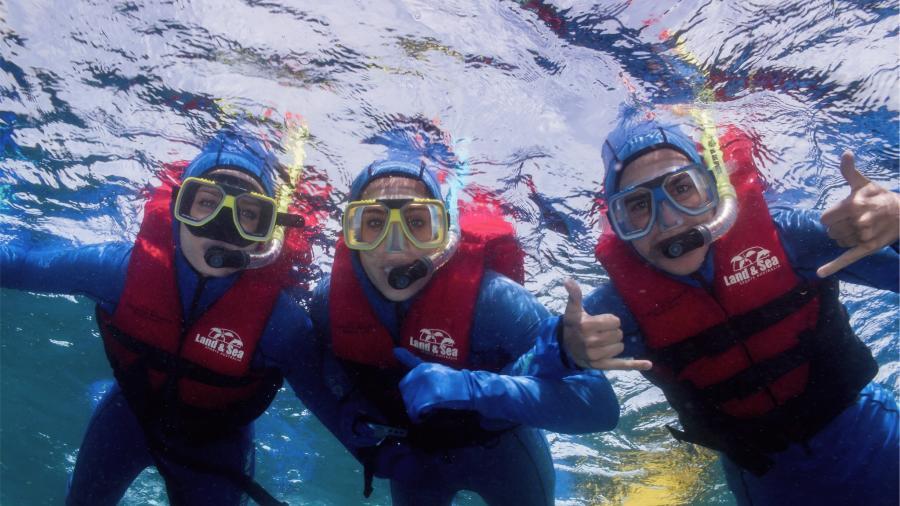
[342, 198, 449, 251]
[175, 175, 278, 247]
[606, 163, 718, 241]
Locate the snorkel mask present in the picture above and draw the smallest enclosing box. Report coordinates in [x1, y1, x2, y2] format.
[606, 162, 718, 241]
[346, 160, 458, 289]
[177, 129, 303, 269]
[176, 174, 278, 247]
[343, 197, 449, 252]
[602, 114, 737, 258]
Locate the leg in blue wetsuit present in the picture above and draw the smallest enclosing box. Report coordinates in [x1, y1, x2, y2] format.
[151, 425, 254, 506]
[723, 382, 899, 506]
[67, 386, 153, 505]
[66, 385, 255, 506]
[389, 426, 555, 506]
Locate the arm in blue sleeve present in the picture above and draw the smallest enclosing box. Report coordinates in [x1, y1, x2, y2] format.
[773, 207, 899, 292]
[470, 271, 572, 377]
[397, 351, 620, 433]
[255, 289, 315, 378]
[582, 283, 646, 359]
[440, 271, 621, 433]
[1, 242, 131, 307]
[274, 278, 388, 452]
[467, 369, 619, 433]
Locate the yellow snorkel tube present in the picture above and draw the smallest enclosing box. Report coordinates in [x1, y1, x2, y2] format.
[245, 123, 308, 269]
[658, 109, 738, 258]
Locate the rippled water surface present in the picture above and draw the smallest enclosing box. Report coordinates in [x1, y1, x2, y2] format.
[1, 1, 898, 504]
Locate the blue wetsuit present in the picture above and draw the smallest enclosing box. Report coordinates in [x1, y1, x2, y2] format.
[582, 208, 899, 506]
[1, 128, 316, 506]
[1, 241, 313, 505]
[301, 263, 619, 506]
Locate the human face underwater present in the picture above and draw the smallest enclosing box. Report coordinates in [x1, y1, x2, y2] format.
[178, 167, 267, 277]
[356, 176, 444, 301]
[618, 149, 716, 276]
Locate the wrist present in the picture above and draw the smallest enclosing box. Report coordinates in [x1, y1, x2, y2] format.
[556, 318, 583, 371]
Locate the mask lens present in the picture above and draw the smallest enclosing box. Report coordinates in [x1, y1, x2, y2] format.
[234, 193, 276, 238]
[663, 168, 713, 212]
[344, 199, 447, 251]
[610, 188, 653, 238]
[177, 180, 225, 224]
[401, 203, 442, 245]
[345, 203, 389, 249]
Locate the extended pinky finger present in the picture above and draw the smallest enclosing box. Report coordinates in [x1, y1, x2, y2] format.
[816, 246, 871, 278]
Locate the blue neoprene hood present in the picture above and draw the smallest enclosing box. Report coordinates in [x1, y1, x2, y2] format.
[602, 115, 703, 197]
[184, 129, 279, 197]
[349, 160, 443, 201]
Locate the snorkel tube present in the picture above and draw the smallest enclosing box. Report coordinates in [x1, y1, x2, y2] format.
[205, 123, 309, 270]
[387, 214, 460, 290]
[658, 109, 737, 259]
[204, 213, 305, 269]
[386, 143, 468, 290]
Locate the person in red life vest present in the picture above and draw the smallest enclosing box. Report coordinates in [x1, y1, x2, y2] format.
[0, 128, 313, 506]
[297, 127, 640, 506]
[562, 110, 899, 505]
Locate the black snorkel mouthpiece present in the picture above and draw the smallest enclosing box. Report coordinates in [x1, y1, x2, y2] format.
[204, 247, 250, 269]
[388, 259, 433, 290]
[659, 227, 708, 259]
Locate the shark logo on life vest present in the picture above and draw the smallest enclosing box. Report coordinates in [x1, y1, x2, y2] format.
[409, 328, 459, 361]
[194, 327, 245, 361]
[723, 246, 782, 287]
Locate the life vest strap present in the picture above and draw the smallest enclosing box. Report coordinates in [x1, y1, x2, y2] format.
[653, 282, 875, 475]
[697, 341, 810, 404]
[666, 424, 774, 475]
[647, 282, 819, 373]
[143, 425, 289, 506]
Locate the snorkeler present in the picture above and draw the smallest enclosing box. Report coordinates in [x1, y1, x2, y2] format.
[563, 111, 899, 505]
[293, 129, 634, 506]
[0, 129, 313, 506]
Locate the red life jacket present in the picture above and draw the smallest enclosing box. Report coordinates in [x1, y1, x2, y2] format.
[328, 197, 525, 456]
[98, 162, 312, 435]
[329, 198, 524, 370]
[595, 128, 876, 474]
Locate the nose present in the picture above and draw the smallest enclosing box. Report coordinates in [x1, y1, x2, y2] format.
[656, 200, 684, 232]
[384, 222, 407, 252]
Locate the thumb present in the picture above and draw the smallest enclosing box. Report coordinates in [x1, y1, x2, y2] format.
[393, 348, 424, 370]
[839, 151, 870, 191]
[563, 279, 584, 323]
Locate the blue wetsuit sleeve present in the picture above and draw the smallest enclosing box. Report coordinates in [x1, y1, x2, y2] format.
[254, 286, 369, 441]
[254, 289, 315, 376]
[468, 271, 568, 376]
[461, 368, 620, 433]
[1, 242, 131, 308]
[582, 283, 646, 359]
[504, 316, 576, 377]
[279, 276, 383, 453]
[772, 207, 899, 292]
[459, 272, 620, 432]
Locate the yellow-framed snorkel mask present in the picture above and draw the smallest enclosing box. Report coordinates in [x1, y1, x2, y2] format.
[174, 176, 279, 243]
[343, 197, 449, 251]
